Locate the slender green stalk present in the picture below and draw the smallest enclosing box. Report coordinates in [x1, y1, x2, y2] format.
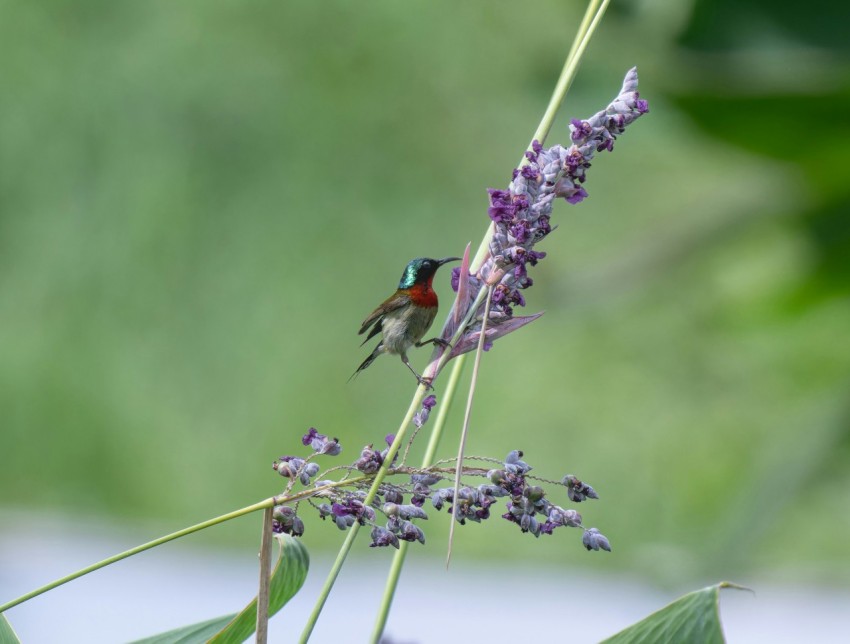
[0, 498, 274, 614]
[299, 387, 427, 643]
[567, 0, 603, 65]
[446, 285, 494, 567]
[0, 476, 369, 615]
[299, 519, 362, 644]
[256, 506, 274, 644]
[370, 356, 467, 642]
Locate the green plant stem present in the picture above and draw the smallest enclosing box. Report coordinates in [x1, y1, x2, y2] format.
[256, 506, 274, 644]
[370, 355, 467, 643]
[299, 387, 427, 643]
[0, 498, 272, 614]
[446, 284, 494, 567]
[299, 518, 362, 644]
[0, 476, 369, 615]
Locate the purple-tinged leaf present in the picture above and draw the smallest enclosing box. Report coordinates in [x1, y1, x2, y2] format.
[453, 242, 472, 327]
[449, 312, 543, 358]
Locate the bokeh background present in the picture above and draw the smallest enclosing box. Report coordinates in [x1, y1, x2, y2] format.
[2, 0, 849, 641]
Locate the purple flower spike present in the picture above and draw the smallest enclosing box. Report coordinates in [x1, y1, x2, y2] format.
[442, 68, 646, 363]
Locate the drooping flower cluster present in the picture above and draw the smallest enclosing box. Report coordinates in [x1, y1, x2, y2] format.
[270, 428, 610, 552]
[446, 68, 648, 357]
[427, 450, 609, 548]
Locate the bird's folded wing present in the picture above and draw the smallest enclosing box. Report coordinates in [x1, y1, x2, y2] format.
[358, 293, 411, 341]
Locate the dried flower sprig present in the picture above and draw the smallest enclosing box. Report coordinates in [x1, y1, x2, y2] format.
[437, 68, 648, 364]
[269, 429, 610, 552]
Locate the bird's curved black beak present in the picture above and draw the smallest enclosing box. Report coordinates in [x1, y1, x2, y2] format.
[437, 257, 462, 267]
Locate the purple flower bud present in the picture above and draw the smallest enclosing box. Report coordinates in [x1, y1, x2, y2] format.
[382, 502, 399, 517]
[413, 395, 437, 428]
[370, 526, 400, 549]
[563, 475, 599, 502]
[319, 438, 342, 456]
[582, 527, 612, 552]
[570, 118, 594, 142]
[398, 504, 428, 520]
[523, 486, 545, 502]
[505, 450, 532, 475]
[390, 519, 425, 544]
[383, 488, 404, 504]
[334, 515, 351, 530]
[520, 165, 540, 180]
[301, 428, 320, 446]
[411, 473, 442, 486]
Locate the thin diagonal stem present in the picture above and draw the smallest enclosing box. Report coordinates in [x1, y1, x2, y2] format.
[0, 477, 369, 614]
[0, 498, 273, 613]
[370, 355, 467, 642]
[446, 284, 494, 567]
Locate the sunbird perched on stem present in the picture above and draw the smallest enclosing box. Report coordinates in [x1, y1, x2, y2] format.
[353, 256, 460, 388]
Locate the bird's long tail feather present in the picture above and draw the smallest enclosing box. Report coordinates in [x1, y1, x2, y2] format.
[349, 344, 382, 381]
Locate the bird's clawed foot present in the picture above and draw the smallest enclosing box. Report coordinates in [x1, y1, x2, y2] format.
[417, 375, 435, 390]
[417, 337, 451, 350]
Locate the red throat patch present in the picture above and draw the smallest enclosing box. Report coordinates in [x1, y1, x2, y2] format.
[405, 281, 438, 308]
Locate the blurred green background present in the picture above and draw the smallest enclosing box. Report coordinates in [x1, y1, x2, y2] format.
[2, 0, 849, 593]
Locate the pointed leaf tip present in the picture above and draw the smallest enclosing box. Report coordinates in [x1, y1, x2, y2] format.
[452, 243, 472, 327]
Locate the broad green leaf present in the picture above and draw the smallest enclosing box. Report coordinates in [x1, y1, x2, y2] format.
[0, 613, 22, 644]
[133, 534, 309, 644]
[603, 582, 740, 644]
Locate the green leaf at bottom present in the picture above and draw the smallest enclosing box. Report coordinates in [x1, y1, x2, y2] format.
[603, 582, 741, 644]
[0, 613, 22, 644]
[133, 534, 309, 644]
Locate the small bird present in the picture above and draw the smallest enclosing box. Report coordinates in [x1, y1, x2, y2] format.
[353, 256, 461, 388]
